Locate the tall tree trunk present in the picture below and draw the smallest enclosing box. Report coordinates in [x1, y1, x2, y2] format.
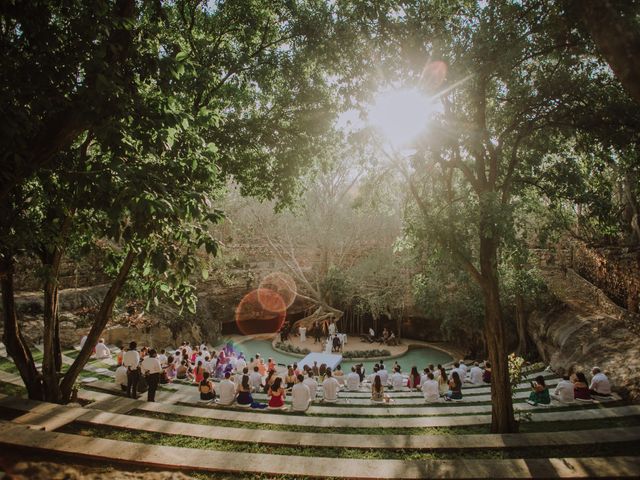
[0, 256, 43, 400]
[40, 247, 65, 403]
[59, 249, 136, 402]
[480, 236, 518, 433]
[515, 292, 528, 356]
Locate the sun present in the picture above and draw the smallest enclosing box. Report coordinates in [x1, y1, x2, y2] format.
[367, 88, 431, 148]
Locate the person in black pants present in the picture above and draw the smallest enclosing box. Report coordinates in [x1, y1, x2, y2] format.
[141, 349, 162, 402]
[123, 341, 140, 399]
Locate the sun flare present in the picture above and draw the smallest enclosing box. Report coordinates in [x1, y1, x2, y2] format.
[367, 88, 432, 148]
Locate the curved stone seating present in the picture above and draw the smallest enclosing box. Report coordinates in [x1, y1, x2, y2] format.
[0, 421, 638, 479]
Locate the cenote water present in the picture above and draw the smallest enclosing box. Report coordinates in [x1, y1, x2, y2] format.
[227, 338, 453, 371]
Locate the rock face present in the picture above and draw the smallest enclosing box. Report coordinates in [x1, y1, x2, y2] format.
[529, 268, 640, 401]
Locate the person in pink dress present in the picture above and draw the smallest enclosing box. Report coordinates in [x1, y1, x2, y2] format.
[268, 377, 286, 408]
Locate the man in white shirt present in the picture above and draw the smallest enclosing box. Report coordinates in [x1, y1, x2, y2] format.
[291, 374, 312, 412]
[422, 372, 440, 403]
[420, 368, 430, 388]
[114, 365, 128, 392]
[551, 375, 575, 403]
[122, 341, 140, 398]
[469, 362, 483, 384]
[140, 349, 163, 402]
[303, 371, 318, 401]
[322, 369, 340, 402]
[249, 366, 263, 392]
[459, 361, 468, 381]
[218, 372, 236, 405]
[328, 320, 336, 336]
[589, 367, 612, 396]
[346, 367, 360, 391]
[378, 365, 389, 386]
[390, 367, 404, 390]
[94, 339, 111, 359]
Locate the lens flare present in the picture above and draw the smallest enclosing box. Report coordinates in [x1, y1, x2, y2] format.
[235, 288, 286, 336]
[421, 61, 448, 91]
[258, 272, 297, 309]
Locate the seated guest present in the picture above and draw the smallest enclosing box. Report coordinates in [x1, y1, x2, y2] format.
[263, 370, 277, 394]
[371, 374, 390, 403]
[469, 362, 483, 384]
[217, 372, 236, 405]
[438, 366, 449, 394]
[378, 364, 389, 385]
[420, 367, 431, 388]
[176, 360, 191, 380]
[249, 366, 263, 392]
[291, 374, 312, 412]
[268, 377, 286, 409]
[422, 372, 440, 403]
[333, 364, 345, 380]
[94, 339, 111, 359]
[236, 374, 253, 406]
[114, 365, 128, 392]
[318, 363, 327, 380]
[390, 366, 404, 390]
[482, 361, 492, 384]
[444, 371, 463, 401]
[157, 349, 168, 366]
[303, 371, 318, 401]
[346, 367, 360, 391]
[355, 364, 365, 382]
[322, 368, 340, 403]
[165, 356, 177, 382]
[458, 360, 468, 381]
[527, 375, 551, 405]
[551, 375, 575, 403]
[407, 366, 421, 390]
[387, 331, 398, 346]
[267, 358, 276, 372]
[589, 367, 612, 396]
[285, 366, 296, 389]
[199, 371, 216, 401]
[257, 358, 267, 376]
[194, 360, 205, 384]
[331, 335, 341, 352]
[573, 372, 591, 400]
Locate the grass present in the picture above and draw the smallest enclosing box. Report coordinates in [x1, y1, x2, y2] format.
[58, 422, 640, 460]
[0, 381, 27, 397]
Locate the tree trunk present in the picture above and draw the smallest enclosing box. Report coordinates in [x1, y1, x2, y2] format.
[576, 0, 640, 106]
[515, 292, 528, 357]
[40, 248, 65, 403]
[0, 256, 43, 400]
[59, 249, 136, 402]
[480, 236, 518, 433]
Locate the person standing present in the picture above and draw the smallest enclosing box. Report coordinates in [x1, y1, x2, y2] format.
[123, 341, 140, 399]
[141, 349, 162, 402]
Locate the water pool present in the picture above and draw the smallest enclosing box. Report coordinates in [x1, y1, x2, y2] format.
[227, 338, 453, 372]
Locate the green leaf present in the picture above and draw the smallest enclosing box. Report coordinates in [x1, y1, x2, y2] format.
[201, 268, 209, 280]
[175, 51, 189, 62]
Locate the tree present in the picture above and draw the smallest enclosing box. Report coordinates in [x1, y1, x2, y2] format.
[1, 0, 361, 403]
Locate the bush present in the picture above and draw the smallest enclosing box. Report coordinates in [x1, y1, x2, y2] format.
[342, 349, 391, 359]
[275, 342, 310, 355]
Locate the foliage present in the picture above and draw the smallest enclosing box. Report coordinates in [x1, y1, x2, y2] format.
[274, 342, 310, 356]
[342, 349, 391, 359]
[507, 354, 527, 396]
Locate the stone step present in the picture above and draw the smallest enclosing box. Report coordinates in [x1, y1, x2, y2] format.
[73, 407, 640, 450]
[138, 401, 640, 429]
[0, 421, 637, 478]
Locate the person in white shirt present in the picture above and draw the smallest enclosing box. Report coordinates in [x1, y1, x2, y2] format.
[157, 349, 168, 366]
[551, 375, 575, 403]
[248, 366, 263, 392]
[328, 320, 336, 336]
[390, 367, 404, 390]
[94, 339, 111, 359]
[420, 368, 430, 388]
[346, 367, 360, 391]
[218, 372, 236, 405]
[469, 362, 483, 384]
[236, 367, 249, 387]
[291, 374, 312, 412]
[459, 361, 468, 381]
[114, 365, 128, 392]
[322, 369, 340, 402]
[303, 371, 318, 401]
[589, 367, 612, 396]
[122, 341, 140, 398]
[422, 372, 441, 403]
[140, 349, 163, 401]
[378, 366, 389, 386]
[236, 356, 247, 373]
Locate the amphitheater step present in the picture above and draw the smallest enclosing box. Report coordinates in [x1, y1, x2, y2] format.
[0, 421, 637, 478]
